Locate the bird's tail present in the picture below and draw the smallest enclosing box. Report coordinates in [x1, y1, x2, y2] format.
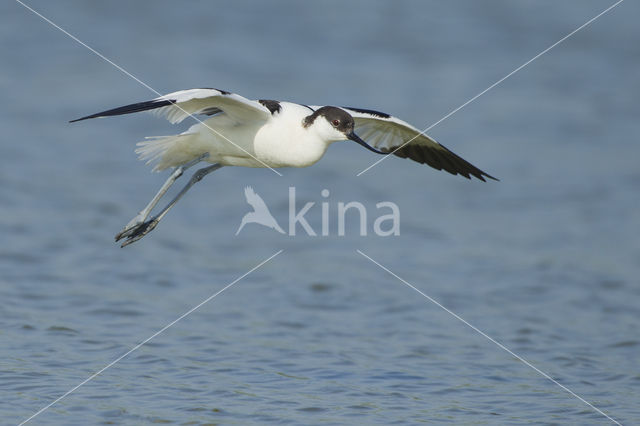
[135, 133, 198, 172]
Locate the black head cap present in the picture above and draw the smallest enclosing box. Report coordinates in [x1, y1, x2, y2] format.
[303, 106, 388, 155]
[303, 106, 354, 133]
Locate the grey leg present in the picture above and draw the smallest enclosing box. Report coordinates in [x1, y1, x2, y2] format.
[115, 153, 209, 241]
[119, 164, 223, 247]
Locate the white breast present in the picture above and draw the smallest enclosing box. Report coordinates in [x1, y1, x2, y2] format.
[253, 102, 330, 168]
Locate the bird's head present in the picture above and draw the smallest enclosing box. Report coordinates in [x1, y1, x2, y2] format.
[303, 106, 386, 154]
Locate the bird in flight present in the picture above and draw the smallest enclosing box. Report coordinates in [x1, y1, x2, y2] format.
[71, 87, 496, 246]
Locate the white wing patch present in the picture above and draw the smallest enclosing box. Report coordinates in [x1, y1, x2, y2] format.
[149, 88, 271, 124]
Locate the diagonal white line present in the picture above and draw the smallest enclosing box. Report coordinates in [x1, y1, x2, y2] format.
[356, 249, 621, 425]
[19, 249, 284, 425]
[357, 0, 625, 176]
[14, 0, 283, 176]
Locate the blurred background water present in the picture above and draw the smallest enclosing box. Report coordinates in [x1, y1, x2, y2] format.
[1, 0, 639, 424]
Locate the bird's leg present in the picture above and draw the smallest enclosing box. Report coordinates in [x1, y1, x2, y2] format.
[115, 153, 209, 241]
[119, 164, 223, 247]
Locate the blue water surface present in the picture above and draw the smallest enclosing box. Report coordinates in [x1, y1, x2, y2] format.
[1, 1, 639, 424]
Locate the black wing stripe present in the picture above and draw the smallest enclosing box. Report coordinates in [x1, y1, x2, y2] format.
[434, 149, 462, 177]
[424, 149, 445, 171]
[342, 106, 391, 119]
[441, 145, 495, 181]
[412, 145, 434, 168]
[69, 99, 176, 123]
[397, 145, 440, 171]
[393, 144, 496, 181]
[446, 149, 487, 180]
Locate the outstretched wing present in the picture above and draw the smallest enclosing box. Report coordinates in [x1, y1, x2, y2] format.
[70, 88, 271, 124]
[335, 106, 497, 181]
[244, 186, 270, 212]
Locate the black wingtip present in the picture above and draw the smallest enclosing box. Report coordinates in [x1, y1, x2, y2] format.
[68, 99, 176, 124]
[475, 172, 499, 182]
[69, 114, 97, 123]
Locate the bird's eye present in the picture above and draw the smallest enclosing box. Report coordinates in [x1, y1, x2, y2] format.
[332, 119, 340, 127]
